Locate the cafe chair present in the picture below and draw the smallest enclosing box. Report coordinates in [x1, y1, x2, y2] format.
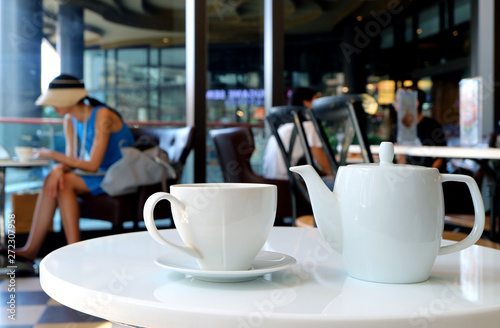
[265, 105, 335, 223]
[265, 99, 374, 226]
[266, 105, 338, 175]
[312, 95, 374, 165]
[77, 126, 195, 230]
[209, 126, 299, 226]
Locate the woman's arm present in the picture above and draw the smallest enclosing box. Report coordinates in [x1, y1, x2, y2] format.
[311, 147, 333, 176]
[36, 109, 118, 172]
[303, 122, 333, 176]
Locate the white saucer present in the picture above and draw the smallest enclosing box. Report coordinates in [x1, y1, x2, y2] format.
[155, 250, 296, 283]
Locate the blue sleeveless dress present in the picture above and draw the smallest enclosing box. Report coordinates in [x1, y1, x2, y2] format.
[73, 106, 135, 195]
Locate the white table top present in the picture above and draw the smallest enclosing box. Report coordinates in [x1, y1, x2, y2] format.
[349, 144, 500, 160]
[0, 159, 49, 167]
[40, 227, 500, 328]
[395, 145, 500, 160]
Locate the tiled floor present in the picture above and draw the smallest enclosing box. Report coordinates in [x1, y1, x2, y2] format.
[0, 275, 126, 328]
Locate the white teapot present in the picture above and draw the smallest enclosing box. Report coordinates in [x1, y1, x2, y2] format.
[290, 142, 485, 283]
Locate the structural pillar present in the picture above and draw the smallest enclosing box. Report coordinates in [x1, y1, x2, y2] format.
[186, 0, 207, 183]
[0, 0, 43, 118]
[57, 4, 84, 78]
[470, 0, 497, 135]
[341, 22, 367, 95]
[264, 0, 285, 109]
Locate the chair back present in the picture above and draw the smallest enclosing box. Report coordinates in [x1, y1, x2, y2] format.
[209, 126, 301, 224]
[131, 126, 195, 182]
[265, 106, 334, 221]
[79, 126, 196, 229]
[209, 126, 261, 183]
[266, 105, 338, 177]
[312, 95, 374, 165]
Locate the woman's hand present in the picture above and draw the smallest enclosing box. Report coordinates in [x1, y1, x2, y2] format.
[33, 147, 54, 160]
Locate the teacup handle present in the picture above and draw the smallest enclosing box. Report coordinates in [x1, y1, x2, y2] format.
[143, 192, 201, 259]
[438, 174, 485, 255]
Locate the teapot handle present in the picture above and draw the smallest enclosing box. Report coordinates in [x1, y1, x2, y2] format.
[438, 174, 485, 255]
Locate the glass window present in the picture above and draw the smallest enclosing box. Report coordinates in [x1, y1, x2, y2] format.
[207, 1, 265, 180]
[84, 49, 106, 91]
[83, 45, 187, 123]
[418, 5, 440, 39]
[380, 26, 394, 49]
[159, 47, 187, 122]
[114, 49, 148, 120]
[443, 1, 450, 30]
[454, 0, 471, 25]
[405, 17, 414, 42]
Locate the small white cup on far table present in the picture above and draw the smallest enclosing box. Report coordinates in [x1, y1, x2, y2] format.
[15, 147, 33, 162]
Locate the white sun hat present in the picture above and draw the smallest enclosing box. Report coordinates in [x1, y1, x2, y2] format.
[35, 74, 88, 107]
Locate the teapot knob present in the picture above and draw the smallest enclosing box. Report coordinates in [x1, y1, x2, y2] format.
[379, 142, 394, 165]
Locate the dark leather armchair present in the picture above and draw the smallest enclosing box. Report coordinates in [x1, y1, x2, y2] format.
[209, 127, 300, 225]
[265, 105, 333, 222]
[78, 126, 195, 230]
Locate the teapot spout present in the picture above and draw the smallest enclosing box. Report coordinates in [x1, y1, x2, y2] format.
[290, 165, 343, 254]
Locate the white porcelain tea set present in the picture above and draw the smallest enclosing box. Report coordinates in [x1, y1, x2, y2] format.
[144, 142, 485, 284]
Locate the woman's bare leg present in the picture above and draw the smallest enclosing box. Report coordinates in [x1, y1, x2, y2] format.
[16, 178, 59, 260]
[57, 173, 90, 244]
[15, 172, 90, 260]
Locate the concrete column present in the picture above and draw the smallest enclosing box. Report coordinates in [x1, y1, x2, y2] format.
[341, 22, 367, 95]
[57, 4, 84, 78]
[264, 0, 284, 109]
[0, 0, 42, 157]
[186, 0, 206, 183]
[470, 0, 496, 135]
[0, 0, 43, 118]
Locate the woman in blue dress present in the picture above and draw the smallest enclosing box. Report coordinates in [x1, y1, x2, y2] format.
[14, 74, 135, 263]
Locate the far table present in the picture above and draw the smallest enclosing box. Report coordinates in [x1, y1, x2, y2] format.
[346, 144, 500, 160]
[0, 159, 49, 247]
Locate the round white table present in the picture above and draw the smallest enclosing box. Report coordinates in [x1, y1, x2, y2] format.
[40, 227, 500, 328]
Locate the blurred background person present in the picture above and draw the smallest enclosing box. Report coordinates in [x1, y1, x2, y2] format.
[394, 88, 447, 171]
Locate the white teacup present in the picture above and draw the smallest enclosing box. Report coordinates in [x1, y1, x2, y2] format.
[15, 147, 33, 162]
[143, 183, 277, 271]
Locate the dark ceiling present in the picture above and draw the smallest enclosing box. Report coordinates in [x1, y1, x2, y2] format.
[42, 0, 420, 48]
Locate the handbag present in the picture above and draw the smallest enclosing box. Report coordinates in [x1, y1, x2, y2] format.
[100, 139, 177, 197]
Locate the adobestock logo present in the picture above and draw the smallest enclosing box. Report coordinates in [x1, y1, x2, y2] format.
[340, 0, 404, 63]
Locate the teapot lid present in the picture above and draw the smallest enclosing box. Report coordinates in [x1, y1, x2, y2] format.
[348, 141, 433, 171]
